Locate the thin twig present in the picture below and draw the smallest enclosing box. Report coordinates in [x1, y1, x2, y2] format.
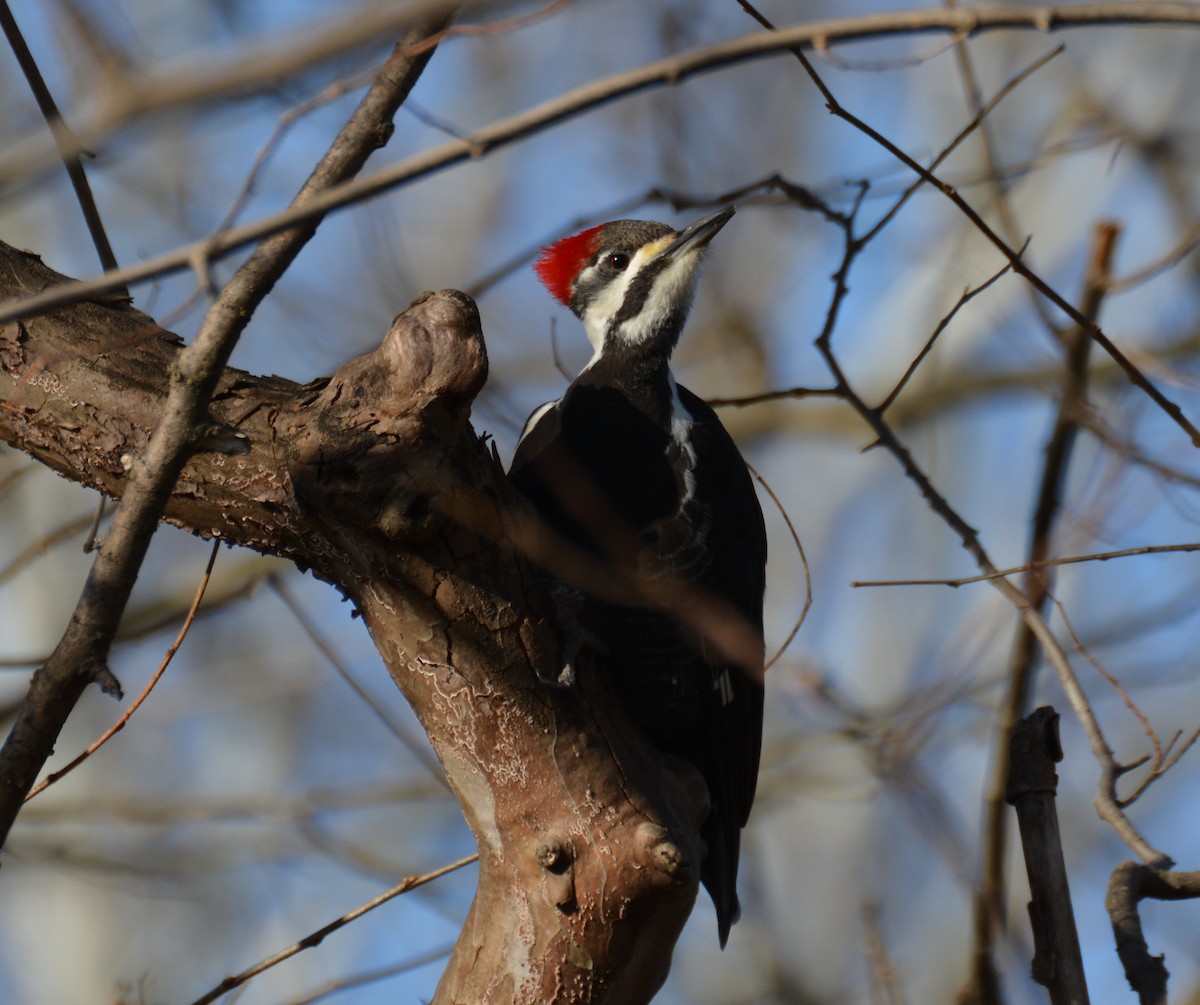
[874, 251, 1020, 416]
[188, 853, 478, 1005]
[858, 45, 1064, 246]
[852, 541, 1200, 587]
[24, 539, 219, 801]
[745, 461, 811, 670]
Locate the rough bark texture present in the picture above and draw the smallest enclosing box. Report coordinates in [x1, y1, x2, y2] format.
[0, 243, 703, 1003]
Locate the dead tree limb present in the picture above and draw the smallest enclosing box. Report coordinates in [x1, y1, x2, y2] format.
[0, 242, 703, 1004]
[1006, 707, 1090, 1005]
[1107, 862, 1200, 1005]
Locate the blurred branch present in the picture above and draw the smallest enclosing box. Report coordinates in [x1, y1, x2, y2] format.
[0, 15, 453, 851]
[863, 902, 909, 1005]
[1110, 216, 1200, 293]
[0, 0, 543, 182]
[9, 4, 1200, 324]
[20, 779, 449, 825]
[1107, 861, 1200, 1005]
[267, 572, 450, 789]
[944, 0, 1058, 335]
[0, 509, 95, 587]
[189, 853, 478, 1005]
[970, 222, 1118, 998]
[290, 943, 457, 1005]
[0, 0, 124, 289]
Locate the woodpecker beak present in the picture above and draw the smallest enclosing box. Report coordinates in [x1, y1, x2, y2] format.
[654, 206, 736, 262]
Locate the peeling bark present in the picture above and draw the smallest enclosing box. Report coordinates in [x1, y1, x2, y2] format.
[0, 242, 703, 1003]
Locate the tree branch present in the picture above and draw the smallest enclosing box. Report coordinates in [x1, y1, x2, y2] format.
[6, 4, 1200, 325]
[1107, 861, 1200, 1004]
[0, 14, 452, 851]
[0, 243, 707, 1003]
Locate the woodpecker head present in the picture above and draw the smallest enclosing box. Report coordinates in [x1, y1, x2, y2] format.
[535, 207, 735, 360]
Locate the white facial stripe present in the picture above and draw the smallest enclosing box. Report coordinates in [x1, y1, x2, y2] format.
[614, 252, 703, 346]
[579, 236, 705, 355]
[577, 241, 658, 354]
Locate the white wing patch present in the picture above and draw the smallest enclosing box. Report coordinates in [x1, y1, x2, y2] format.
[516, 399, 558, 448]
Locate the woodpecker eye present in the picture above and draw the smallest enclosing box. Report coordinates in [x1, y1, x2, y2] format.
[606, 253, 630, 271]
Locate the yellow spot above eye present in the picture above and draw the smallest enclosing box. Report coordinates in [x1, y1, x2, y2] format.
[643, 235, 674, 258]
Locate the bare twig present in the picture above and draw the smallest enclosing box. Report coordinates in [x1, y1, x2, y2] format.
[745, 461, 811, 670]
[859, 45, 1064, 246]
[874, 252, 1019, 416]
[777, 18, 1199, 446]
[24, 539, 219, 801]
[1055, 601, 1200, 807]
[853, 541, 1200, 587]
[736, 1, 1171, 879]
[188, 853, 479, 1005]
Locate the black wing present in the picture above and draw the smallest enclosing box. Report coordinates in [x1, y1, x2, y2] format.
[509, 382, 766, 947]
[677, 384, 766, 945]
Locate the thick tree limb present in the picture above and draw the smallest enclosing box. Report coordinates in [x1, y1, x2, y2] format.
[0, 243, 704, 1003]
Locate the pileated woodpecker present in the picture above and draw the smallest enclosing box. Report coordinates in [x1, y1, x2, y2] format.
[509, 207, 766, 946]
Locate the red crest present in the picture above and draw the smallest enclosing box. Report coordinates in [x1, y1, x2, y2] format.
[534, 224, 603, 306]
